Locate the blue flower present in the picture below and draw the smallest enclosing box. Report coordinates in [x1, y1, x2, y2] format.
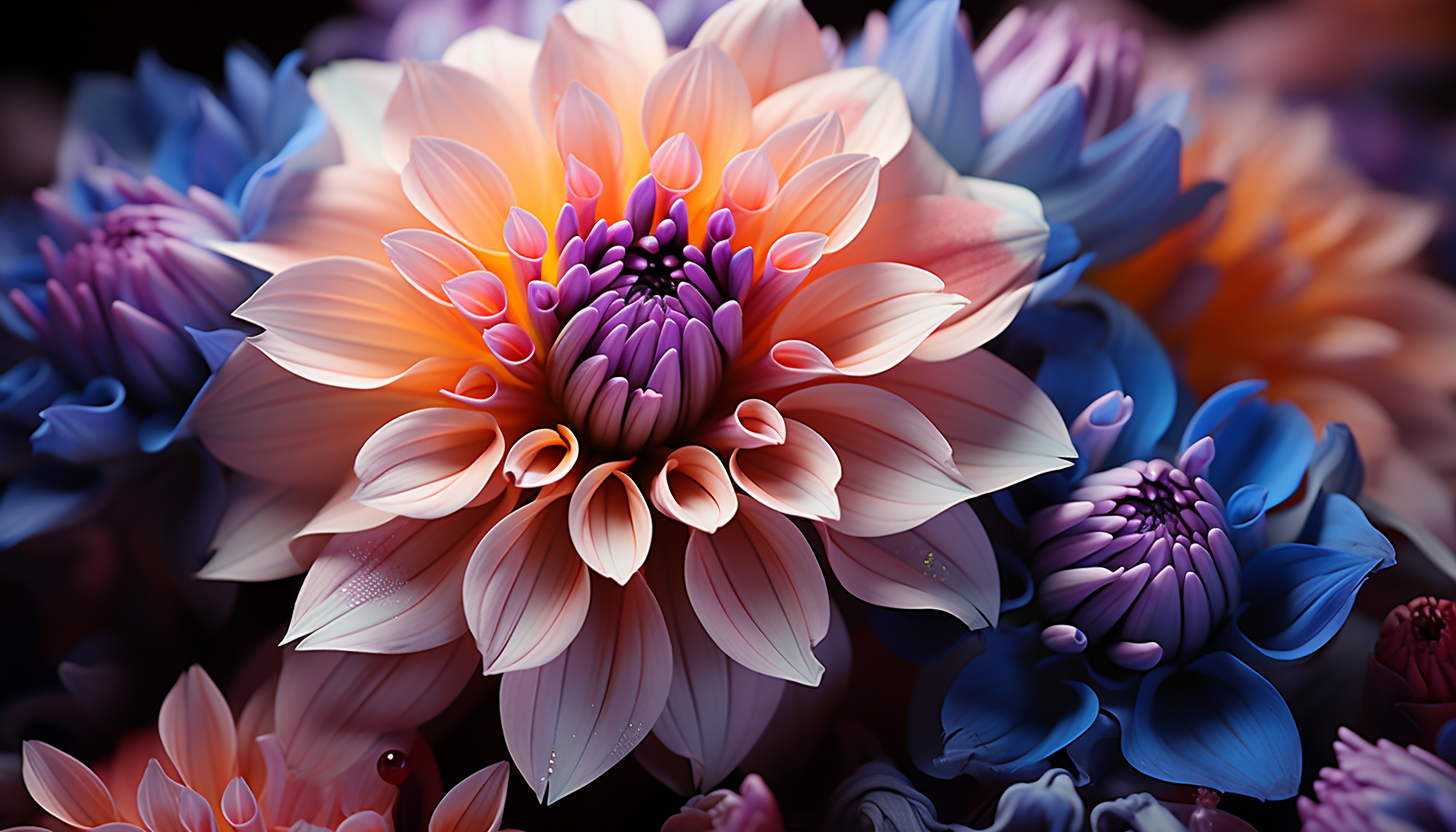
[910, 288, 1394, 800]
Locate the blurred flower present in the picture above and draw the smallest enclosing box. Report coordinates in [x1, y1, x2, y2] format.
[825, 760, 971, 831]
[1297, 727, 1456, 832]
[1363, 596, 1456, 750]
[1093, 90, 1456, 567]
[660, 773, 784, 832]
[847, 0, 1219, 274]
[194, 0, 1076, 802]
[907, 289, 1395, 801]
[11, 643, 488, 832]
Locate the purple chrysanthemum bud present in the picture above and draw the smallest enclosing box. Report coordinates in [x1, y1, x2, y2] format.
[543, 181, 745, 454]
[1027, 437, 1240, 669]
[12, 172, 250, 408]
[1298, 727, 1456, 832]
[1375, 597, 1456, 704]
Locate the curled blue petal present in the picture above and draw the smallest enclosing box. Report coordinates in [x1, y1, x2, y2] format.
[1225, 484, 1269, 560]
[1183, 386, 1315, 506]
[0, 463, 106, 547]
[997, 542, 1036, 612]
[1044, 222, 1082, 273]
[939, 628, 1099, 777]
[1179, 379, 1267, 451]
[0, 357, 68, 428]
[1026, 252, 1095, 308]
[1065, 714, 1121, 788]
[973, 82, 1084, 191]
[877, 0, 981, 172]
[1123, 651, 1300, 800]
[1266, 422, 1365, 545]
[186, 327, 248, 374]
[31, 377, 138, 463]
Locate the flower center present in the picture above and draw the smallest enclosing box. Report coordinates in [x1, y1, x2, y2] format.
[543, 182, 747, 456]
[1375, 596, 1456, 703]
[1413, 603, 1449, 643]
[1028, 456, 1240, 670]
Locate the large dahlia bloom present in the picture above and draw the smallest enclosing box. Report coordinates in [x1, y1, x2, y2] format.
[1363, 596, 1456, 749]
[8, 644, 503, 832]
[193, 0, 1073, 802]
[1093, 90, 1456, 562]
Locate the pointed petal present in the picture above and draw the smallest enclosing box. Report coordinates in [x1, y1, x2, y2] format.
[560, 0, 667, 72]
[499, 573, 671, 803]
[382, 229, 485, 305]
[729, 418, 840, 521]
[876, 351, 1075, 493]
[353, 408, 506, 519]
[691, 0, 830, 103]
[569, 459, 654, 584]
[464, 494, 593, 674]
[401, 137, 517, 253]
[751, 67, 912, 163]
[685, 499, 830, 685]
[531, 14, 649, 168]
[651, 446, 738, 534]
[135, 761, 189, 832]
[641, 43, 752, 203]
[876, 0, 981, 171]
[771, 263, 963, 375]
[201, 477, 332, 581]
[21, 741, 118, 828]
[442, 27, 541, 118]
[754, 153, 878, 254]
[776, 384, 973, 536]
[158, 667, 237, 810]
[427, 762, 509, 832]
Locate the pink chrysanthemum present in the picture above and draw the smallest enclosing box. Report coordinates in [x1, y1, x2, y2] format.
[192, 0, 1074, 801]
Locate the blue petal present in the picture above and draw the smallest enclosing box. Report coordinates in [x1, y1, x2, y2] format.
[1438, 719, 1456, 768]
[0, 463, 107, 547]
[1225, 484, 1269, 560]
[939, 628, 1099, 776]
[186, 327, 248, 374]
[1304, 492, 1396, 567]
[1122, 651, 1300, 800]
[973, 83, 1084, 191]
[877, 0, 981, 172]
[886, 0, 937, 31]
[135, 49, 208, 135]
[64, 74, 152, 168]
[1044, 222, 1082, 273]
[1026, 252, 1095, 308]
[31, 377, 139, 463]
[997, 542, 1035, 612]
[237, 104, 330, 237]
[224, 46, 273, 148]
[183, 90, 255, 196]
[1038, 122, 1181, 255]
[866, 606, 969, 664]
[1183, 384, 1315, 506]
[0, 357, 69, 428]
[1065, 714, 1121, 788]
[1179, 379, 1267, 452]
[983, 769, 1084, 832]
[1093, 180, 1224, 265]
[1073, 289, 1176, 464]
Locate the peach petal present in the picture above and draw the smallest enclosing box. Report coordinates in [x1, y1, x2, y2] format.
[753, 153, 878, 254]
[560, 0, 668, 73]
[353, 408, 506, 519]
[650, 133, 704, 201]
[876, 351, 1075, 493]
[464, 494, 593, 673]
[427, 762, 509, 832]
[307, 60, 402, 170]
[335, 813, 389, 832]
[158, 667, 237, 810]
[442, 27, 541, 118]
[504, 425, 581, 488]
[770, 262, 964, 375]
[651, 446, 738, 533]
[383, 229, 485, 305]
[554, 83, 624, 209]
[532, 14, 649, 173]
[569, 459, 654, 584]
[201, 477, 332, 581]
[697, 398, 787, 451]
[776, 384, 973, 536]
[402, 137, 517, 253]
[684, 499, 830, 685]
[729, 418, 840, 522]
[758, 112, 846, 182]
[235, 257, 484, 390]
[642, 43, 752, 205]
[691, 0, 830, 102]
[823, 502, 999, 630]
[219, 779, 266, 832]
[499, 573, 671, 804]
[288, 478, 396, 570]
[647, 531, 785, 790]
[135, 761, 193, 832]
[750, 67, 911, 164]
[720, 148, 779, 220]
[21, 740, 118, 828]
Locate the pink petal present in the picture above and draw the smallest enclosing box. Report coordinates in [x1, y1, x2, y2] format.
[335, 813, 389, 832]
[352, 408, 507, 519]
[569, 459, 654, 584]
[273, 638, 479, 782]
[307, 60, 400, 170]
[464, 494, 592, 674]
[158, 667, 238, 811]
[752, 153, 878, 254]
[499, 573, 671, 804]
[200, 477, 332, 581]
[427, 762, 509, 832]
[696, 398, 787, 451]
[559, 0, 668, 72]
[776, 384, 973, 536]
[209, 166, 426, 274]
[691, 0, 830, 102]
[553, 82, 624, 209]
[729, 418, 841, 521]
[750, 67, 911, 163]
[382, 229, 486, 305]
[135, 761, 189, 832]
[442, 27, 541, 119]
[875, 351, 1076, 493]
[504, 425, 581, 488]
[190, 344, 434, 487]
[641, 43, 752, 202]
[647, 539, 785, 790]
[219, 779, 265, 832]
[823, 502, 999, 629]
[758, 112, 846, 182]
[235, 256, 483, 389]
[287, 492, 516, 653]
[401, 137, 517, 254]
[684, 499, 830, 685]
[651, 446, 738, 533]
[531, 15, 649, 159]
[289, 478, 396, 568]
[21, 740, 118, 828]
[770, 263, 964, 375]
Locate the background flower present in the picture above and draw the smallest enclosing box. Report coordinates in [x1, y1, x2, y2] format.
[1297, 727, 1456, 832]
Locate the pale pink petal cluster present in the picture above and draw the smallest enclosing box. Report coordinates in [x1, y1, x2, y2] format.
[192, 0, 1075, 801]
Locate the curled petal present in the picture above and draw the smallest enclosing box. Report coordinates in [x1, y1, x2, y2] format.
[428, 762, 509, 832]
[777, 384, 973, 537]
[652, 446, 738, 533]
[754, 153, 878, 254]
[504, 425, 580, 488]
[383, 229, 485, 305]
[641, 43, 752, 202]
[353, 408, 506, 519]
[569, 459, 654, 584]
[158, 667, 237, 809]
[729, 418, 840, 522]
[402, 137, 517, 253]
[697, 399, 787, 451]
[553, 82, 623, 204]
[500, 574, 671, 804]
[759, 112, 846, 182]
[219, 779, 265, 832]
[691, 0, 830, 102]
[21, 741, 118, 828]
[685, 499, 830, 685]
[464, 494, 592, 674]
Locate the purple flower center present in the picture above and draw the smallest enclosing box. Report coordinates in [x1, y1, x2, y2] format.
[1028, 455, 1241, 670]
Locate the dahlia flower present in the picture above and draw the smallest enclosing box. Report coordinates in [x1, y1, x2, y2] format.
[8, 642, 489, 832]
[1364, 596, 1456, 749]
[1093, 90, 1456, 564]
[0, 48, 327, 545]
[192, 0, 1075, 801]
[907, 289, 1394, 800]
[846, 0, 1218, 270]
[1298, 727, 1456, 832]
